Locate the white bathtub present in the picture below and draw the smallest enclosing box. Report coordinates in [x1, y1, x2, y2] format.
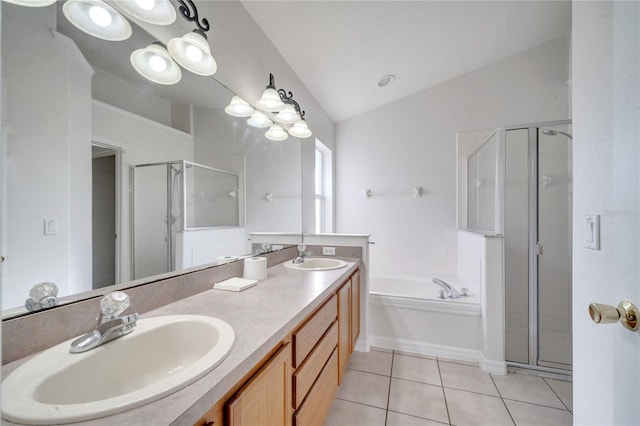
[369, 275, 483, 361]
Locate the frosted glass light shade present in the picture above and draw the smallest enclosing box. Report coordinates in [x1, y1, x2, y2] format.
[63, 0, 132, 41]
[131, 43, 182, 85]
[225, 96, 255, 117]
[247, 111, 273, 128]
[168, 31, 217, 76]
[265, 124, 288, 141]
[274, 104, 299, 124]
[255, 87, 285, 112]
[288, 120, 313, 138]
[111, 0, 176, 25]
[1, 0, 56, 7]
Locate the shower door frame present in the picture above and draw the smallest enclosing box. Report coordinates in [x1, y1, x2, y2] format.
[503, 119, 572, 375]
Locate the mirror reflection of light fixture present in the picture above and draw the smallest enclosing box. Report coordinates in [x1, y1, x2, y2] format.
[130, 42, 182, 85]
[247, 111, 273, 128]
[265, 124, 288, 142]
[256, 74, 285, 112]
[274, 104, 299, 125]
[62, 0, 132, 41]
[167, 0, 217, 76]
[288, 120, 312, 138]
[111, 0, 176, 26]
[225, 95, 255, 117]
[1, 0, 56, 6]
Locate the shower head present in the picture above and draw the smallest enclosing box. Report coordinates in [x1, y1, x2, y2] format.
[542, 129, 573, 139]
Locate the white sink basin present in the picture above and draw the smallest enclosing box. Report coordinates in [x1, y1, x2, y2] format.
[2, 315, 235, 425]
[284, 257, 348, 271]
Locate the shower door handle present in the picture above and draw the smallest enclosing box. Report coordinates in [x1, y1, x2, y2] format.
[588, 300, 639, 331]
[536, 242, 543, 255]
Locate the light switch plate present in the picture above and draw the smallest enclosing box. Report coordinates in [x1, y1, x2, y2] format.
[584, 214, 600, 250]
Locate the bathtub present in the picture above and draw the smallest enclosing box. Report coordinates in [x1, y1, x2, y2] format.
[369, 275, 483, 362]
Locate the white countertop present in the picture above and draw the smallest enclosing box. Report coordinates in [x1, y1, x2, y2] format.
[2, 260, 360, 426]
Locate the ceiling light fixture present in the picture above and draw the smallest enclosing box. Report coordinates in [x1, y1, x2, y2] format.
[1, 0, 56, 7]
[224, 95, 255, 118]
[63, 0, 132, 41]
[167, 0, 217, 76]
[130, 42, 182, 85]
[111, 0, 176, 26]
[377, 74, 396, 88]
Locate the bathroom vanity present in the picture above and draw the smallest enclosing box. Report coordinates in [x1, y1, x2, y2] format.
[2, 260, 361, 426]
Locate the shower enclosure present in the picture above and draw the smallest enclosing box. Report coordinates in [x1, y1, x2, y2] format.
[465, 121, 573, 373]
[130, 160, 241, 279]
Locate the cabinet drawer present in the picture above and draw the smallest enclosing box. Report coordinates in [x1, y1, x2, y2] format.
[293, 320, 338, 408]
[293, 294, 337, 367]
[293, 349, 339, 426]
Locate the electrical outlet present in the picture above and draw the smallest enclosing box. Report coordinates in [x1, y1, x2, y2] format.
[322, 246, 336, 256]
[272, 244, 283, 251]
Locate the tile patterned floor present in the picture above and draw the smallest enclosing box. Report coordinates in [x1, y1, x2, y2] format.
[325, 349, 573, 426]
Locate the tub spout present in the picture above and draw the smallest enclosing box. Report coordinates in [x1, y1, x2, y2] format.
[433, 278, 463, 299]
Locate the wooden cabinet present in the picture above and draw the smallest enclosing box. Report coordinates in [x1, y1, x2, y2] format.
[226, 343, 292, 426]
[351, 270, 361, 350]
[293, 295, 337, 368]
[337, 279, 351, 383]
[293, 349, 339, 426]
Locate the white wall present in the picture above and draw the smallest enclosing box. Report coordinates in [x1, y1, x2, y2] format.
[2, 5, 93, 309]
[572, 2, 640, 424]
[336, 35, 570, 278]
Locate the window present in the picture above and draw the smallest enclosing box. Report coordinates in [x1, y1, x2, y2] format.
[314, 140, 333, 233]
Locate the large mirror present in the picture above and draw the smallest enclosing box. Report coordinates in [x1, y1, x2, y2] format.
[1, 1, 303, 316]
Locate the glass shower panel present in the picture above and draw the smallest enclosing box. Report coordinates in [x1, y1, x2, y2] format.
[132, 164, 170, 279]
[467, 134, 497, 231]
[504, 129, 530, 365]
[185, 164, 240, 228]
[537, 125, 573, 369]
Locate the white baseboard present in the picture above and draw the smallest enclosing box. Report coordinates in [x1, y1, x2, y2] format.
[369, 335, 507, 375]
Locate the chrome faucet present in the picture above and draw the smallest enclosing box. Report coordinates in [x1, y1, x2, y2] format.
[70, 291, 138, 354]
[433, 278, 468, 299]
[292, 244, 312, 264]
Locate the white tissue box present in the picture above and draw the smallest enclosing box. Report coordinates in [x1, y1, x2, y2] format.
[213, 277, 257, 292]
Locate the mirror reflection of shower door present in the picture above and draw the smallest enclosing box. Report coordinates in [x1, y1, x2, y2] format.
[537, 126, 572, 369]
[504, 123, 572, 371]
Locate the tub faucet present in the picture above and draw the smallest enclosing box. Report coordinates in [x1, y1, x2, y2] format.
[293, 244, 312, 264]
[433, 278, 465, 299]
[70, 291, 138, 354]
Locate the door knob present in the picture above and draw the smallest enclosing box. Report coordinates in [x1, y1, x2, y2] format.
[588, 300, 639, 331]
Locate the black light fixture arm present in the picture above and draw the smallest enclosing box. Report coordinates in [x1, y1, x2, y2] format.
[268, 73, 306, 120]
[176, 0, 210, 38]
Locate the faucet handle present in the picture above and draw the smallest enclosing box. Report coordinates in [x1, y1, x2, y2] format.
[100, 291, 130, 320]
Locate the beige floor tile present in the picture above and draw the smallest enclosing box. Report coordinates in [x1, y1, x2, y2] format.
[348, 349, 394, 376]
[392, 353, 442, 386]
[324, 399, 387, 426]
[445, 388, 514, 426]
[492, 373, 564, 409]
[439, 361, 499, 396]
[544, 378, 573, 411]
[504, 399, 573, 426]
[386, 411, 448, 426]
[335, 369, 390, 408]
[388, 378, 449, 424]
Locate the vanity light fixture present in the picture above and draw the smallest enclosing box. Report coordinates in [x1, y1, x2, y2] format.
[247, 111, 273, 128]
[130, 42, 182, 85]
[274, 104, 299, 125]
[167, 0, 217, 76]
[111, 0, 176, 26]
[1, 0, 56, 7]
[63, 0, 132, 41]
[256, 74, 286, 112]
[288, 120, 312, 139]
[257, 73, 313, 139]
[224, 95, 255, 117]
[265, 124, 289, 142]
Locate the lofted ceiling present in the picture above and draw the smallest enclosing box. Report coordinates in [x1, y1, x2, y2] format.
[241, 1, 572, 123]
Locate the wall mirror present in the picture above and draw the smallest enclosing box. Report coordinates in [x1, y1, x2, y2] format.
[1, 2, 303, 317]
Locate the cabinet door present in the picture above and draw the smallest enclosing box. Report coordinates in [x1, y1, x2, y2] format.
[227, 343, 292, 426]
[350, 271, 360, 350]
[337, 279, 351, 383]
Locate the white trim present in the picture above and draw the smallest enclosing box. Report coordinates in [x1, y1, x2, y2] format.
[51, 30, 94, 76]
[480, 354, 508, 375]
[369, 336, 481, 363]
[92, 100, 192, 139]
[369, 294, 481, 317]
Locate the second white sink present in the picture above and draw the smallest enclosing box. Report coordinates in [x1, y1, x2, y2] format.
[284, 257, 348, 271]
[2, 315, 235, 425]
